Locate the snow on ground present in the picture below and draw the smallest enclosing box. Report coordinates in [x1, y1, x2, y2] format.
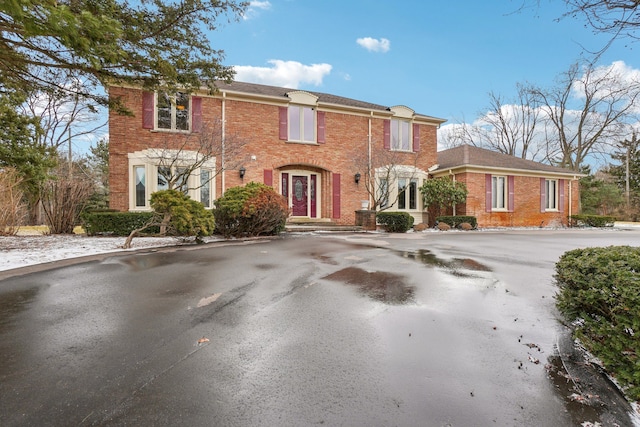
[2, 222, 639, 273]
[0, 234, 221, 272]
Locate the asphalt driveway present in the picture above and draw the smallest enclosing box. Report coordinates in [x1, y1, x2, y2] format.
[0, 229, 639, 426]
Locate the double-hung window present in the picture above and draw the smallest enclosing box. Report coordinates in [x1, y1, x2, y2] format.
[391, 119, 411, 151]
[288, 105, 315, 143]
[398, 178, 418, 210]
[492, 176, 507, 210]
[545, 179, 558, 210]
[157, 92, 190, 131]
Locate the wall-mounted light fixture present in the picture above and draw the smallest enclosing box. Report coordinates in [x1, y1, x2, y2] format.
[354, 172, 361, 184]
[239, 166, 246, 179]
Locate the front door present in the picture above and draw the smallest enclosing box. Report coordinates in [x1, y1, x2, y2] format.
[292, 175, 308, 216]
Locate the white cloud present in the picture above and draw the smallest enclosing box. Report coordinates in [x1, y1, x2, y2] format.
[356, 37, 390, 53]
[233, 60, 332, 88]
[243, 1, 272, 20]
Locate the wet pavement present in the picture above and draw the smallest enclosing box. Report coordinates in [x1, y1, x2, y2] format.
[0, 229, 639, 426]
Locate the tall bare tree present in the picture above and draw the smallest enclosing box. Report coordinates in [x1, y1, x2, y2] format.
[446, 84, 545, 161]
[356, 145, 429, 211]
[563, 0, 640, 41]
[530, 60, 640, 170]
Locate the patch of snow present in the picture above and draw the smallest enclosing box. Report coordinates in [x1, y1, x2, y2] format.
[0, 235, 221, 272]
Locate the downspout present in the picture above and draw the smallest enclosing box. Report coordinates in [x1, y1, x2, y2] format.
[450, 170, 456, 216]
[221, 91, 226, 193]
[368, 111, 372, 208]
[569, 176, 576, 225]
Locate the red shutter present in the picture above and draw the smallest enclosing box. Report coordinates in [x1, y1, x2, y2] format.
[332, 173, 341, 219]
[559, 179, 565, 212]
[540, 178, 546, 212]
[317, 111, 325, 143]
[279, 107, 288, 140]
[508, 175, 515, 212]
[412, 123, 420, 152]
[383, 120, 390, 149]
[142, 91, 154, 129]
[191, 96, 202, 133]
[485, 174, 492, 213]
[264, 169, 273, 186]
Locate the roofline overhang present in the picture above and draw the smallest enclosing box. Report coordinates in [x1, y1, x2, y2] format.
[431, 164, 586, 179]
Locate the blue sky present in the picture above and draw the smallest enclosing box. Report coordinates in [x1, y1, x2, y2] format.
[211, 0, 638, 125]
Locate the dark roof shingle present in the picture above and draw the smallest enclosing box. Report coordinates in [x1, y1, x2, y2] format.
[215, 81, 444, 121]
[436, 144, 579, 175]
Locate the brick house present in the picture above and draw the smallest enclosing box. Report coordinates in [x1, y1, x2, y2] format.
[431, 144, 583, 227]
[108, 81, 446, 225]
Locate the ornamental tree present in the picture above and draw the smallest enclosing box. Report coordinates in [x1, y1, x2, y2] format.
[420, 177, 468, 219]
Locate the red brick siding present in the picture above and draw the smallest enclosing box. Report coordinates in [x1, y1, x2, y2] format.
[452, 172, 579, 227]
[109, 87, 440, 225]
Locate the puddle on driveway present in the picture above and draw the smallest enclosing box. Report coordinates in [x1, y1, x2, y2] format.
[399, 249, 491, 277]
[0, 287, 39, 334]
[323, 267, 414, 304]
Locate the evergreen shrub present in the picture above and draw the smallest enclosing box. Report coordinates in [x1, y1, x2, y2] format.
[214, 182, 288, 238]
[377, 212, 414, 233]
[555, 246, 640, 401]
[569, 214, 616, 227]
[81, 211, 158, 236]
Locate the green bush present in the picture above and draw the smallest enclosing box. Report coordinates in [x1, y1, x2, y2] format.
[377, 212, 414, 233]
[436, 215, 477, 229]
[81, 211, 159, 236]
[569, 214, 616, 227]
[213, 182, 288, 238]
[150, 190, 215, 237]
[555, 246, 640, 401]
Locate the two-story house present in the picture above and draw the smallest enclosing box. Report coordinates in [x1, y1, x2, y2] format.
[108, 81, 445, 226]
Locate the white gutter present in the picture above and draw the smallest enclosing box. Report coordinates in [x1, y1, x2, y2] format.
[221, 91, 226, 193]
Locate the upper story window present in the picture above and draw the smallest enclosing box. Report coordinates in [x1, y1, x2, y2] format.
[142, 91, 202, 132]
[157, 92, 190, 131]
[384, 107, 420, 152]
[279, 91, 324, 144]
[289, 105, 316, 142]
[391, 119, 411, 151]
[492, 176, 507, 210]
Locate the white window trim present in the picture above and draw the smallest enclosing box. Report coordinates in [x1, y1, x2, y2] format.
[284, 170, 321, 218]
[288, 105, 316, 144]
[390, 118, 412, 152]
[375, 165, 426, 212]
[127, 149, 216, 211]
[155, 92, 191, 133]
[492, 175, 508, 211]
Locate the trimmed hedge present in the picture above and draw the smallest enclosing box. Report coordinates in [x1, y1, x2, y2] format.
[569, 214, 616, 228]
[377, 212, 414, 233]
[436, 215, 477, 229]
[555, 246, 640, 401]
[81, 211, 159, 236]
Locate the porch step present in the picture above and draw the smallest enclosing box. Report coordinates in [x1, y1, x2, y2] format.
[285, 221, 364, 233]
